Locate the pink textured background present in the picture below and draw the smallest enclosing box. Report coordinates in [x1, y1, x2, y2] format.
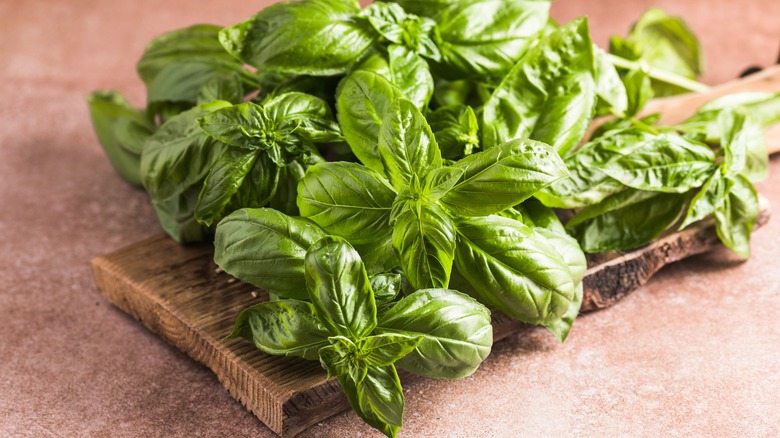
[1, 1, 779, 436]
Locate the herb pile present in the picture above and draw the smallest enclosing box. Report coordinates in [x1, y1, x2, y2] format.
[89, 1, 779, 436]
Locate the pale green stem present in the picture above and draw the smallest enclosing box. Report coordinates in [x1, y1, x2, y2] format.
[606, 53, 710, 93]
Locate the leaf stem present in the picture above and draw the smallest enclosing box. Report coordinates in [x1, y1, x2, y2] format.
[606, 53, 710, 93]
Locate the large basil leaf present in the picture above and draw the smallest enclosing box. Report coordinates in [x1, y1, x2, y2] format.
[440, 139, 568, 216]
[715, 174, 759, 258]
[599, 133, 715, 193]
[229, 300, 330, 360]
[482, 18, 596, 154]
[566, 189, 689, 252]
[454, 216, 576, 325]
[378, 99, 442, 190]
[336, 71, 405, 172]
[376, 288, 492, 378]
[396, 0, 551, 79]
[305, 236, 377, 339]
[214, 208, 326, 299]
[297, 162, 396, 245]
[392, 204, 456, 290]
[219, 0, 375, 76]
[338, 365, 404, 438]
[358, 334, 423, 367]
[88, 91, 154, 186]
[427, 104, 479, 160]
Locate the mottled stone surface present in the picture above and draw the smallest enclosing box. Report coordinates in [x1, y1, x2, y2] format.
[1, 1, 778, 437]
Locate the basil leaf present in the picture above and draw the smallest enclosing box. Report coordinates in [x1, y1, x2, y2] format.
[219, 0, 376, 76]
[147, 60, 246, 106]
[355, 235, 399, 276]
[454, 216, 577, 325]
[599, 133, 715, 193]
[593, 47, 628, 116]
[392, 204, 456, 290]
[378, 99, 442, 190]
[214, 208, 326, 299]
[196, 73, 244, 105]
[398, 0, 551, 79]
[719, 108, 749, 177]
[336, 71, 405, 172]
[337, 365, 404, 438]
[229, 299, 330, 360]
[441, 139, 568, 216]
[358, 334, 423, 367]
[422, 166, 464, 200]
[698, 92, 780, 128]
[376, 288, 492, 378]
[198, 102, 267, 150]
[221, 154, 281, 220]
[297, 162, 396, 245]
[679, 172, 732, 229]
[543, 282, 583, 343]
[715, 174, 759, 258]
[482, 18, 596, 155]
[268, 159, 307, 216]
[427, 104, 480, 160]
[263, 92, 343, 143]
[622, 67, 654, 117]
[320, 336, 368, 382]
[359, 3, 440, 60]
[305, 236, 377, 339]
[387, 45, 435, 109]
[370, 273, 402, 305]
[194, 148, 259, 227]
[88, 91, 154, 186]
[151, 183, 210, 243]
[566, 189, 689, 252]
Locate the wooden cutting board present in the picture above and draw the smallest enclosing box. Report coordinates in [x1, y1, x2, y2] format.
[91, 66, 780, 437]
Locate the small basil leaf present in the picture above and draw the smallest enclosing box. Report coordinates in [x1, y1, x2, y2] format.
[719, 108, 748, 177]
[305, 236, 377, 339]
[482, 18, 596, 154]
[263, 92, 343, 143]
[543, 282, 583, 343]
[230, 299, 330, 360]
[151, 183, 210, 243]
[297, 162, 396, 245]
[392, 204, 456, 290]
[319, 336, 367, 382]
[714, 174, 759, 258]
[441, 139, 568, 216]
[423, 166, 464, 200]
[599, 133, 715, 193]
[268, 160, 307, 216]
[198, 102, 267, 150]
[387, 45, 434, 109]
[194, 148, 258, 227]
[622, 67, 654, 117]
[376, 288, 492, 379]
[593, 47, 628, 116]
[355, 234, 399, 276]
[337, 365, 404, 438]
[358, 334, 423, 367]
[221, 153, 281, 219]
[454, 216, 577, 325]
[566, 189, 690, 253]
[197, 73, 244, 105]
[359, 3, 441, 60]
[214, 208, 326, 299]
[219, 0, 376, 76]
[370, 273, 402, 306]
[337, 71, 405, 172]
[427, 104, 480, 160]
[88, 91, 154, 186]
[679, 172, 732, 229]
[378, 98, 442, 190]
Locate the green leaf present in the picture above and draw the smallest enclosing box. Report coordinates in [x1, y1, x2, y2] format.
[715, 174, 759, 258]
[599, 133, 715, 193]
[427, 104, 480, 160]
[378, 99, 442, 190]
[214, 208, 327, 299]
[482, 18, 596, 154]
[543, 282, 583, 343]
[194, 148, 259, 227]
[263, 92, 343, 143]
[198, 102, 267, 150]
[593, 47, 628, 116]
[319, 336, 368, 382]
[305, 236, 377, 339]
[376, 288, 492, 378]
[336, 71, 405, 172]
[230, 299, 330, 360]
[422, 166, 464, 200]
[219, 0, 376, 76]
[197, 73, 244, 105]
[392, 204, 456, 290]
[441, 139, 568, 216]
[87, 91, 154, 186]
[147, 60, 249, 105]
[297, 162, 396, 245]
[355, 235, 399, 276]
[370, 273, 402, 305]
[337, 365, 404, 438]
[566, 189, 690, 252]
[398, 0, 551, 79]
[387, 45, 435, 109]
[719, 108, 749, 177]
[150, 183, 210, 243]
[454, 215, 577, 325]
[358, 334, 423, 367]
[622, 67, 654, 117]
[359, 3, 441, 60]
[679, 172, 732, 229]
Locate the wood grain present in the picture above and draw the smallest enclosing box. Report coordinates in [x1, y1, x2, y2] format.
[91, 66, 780, 437]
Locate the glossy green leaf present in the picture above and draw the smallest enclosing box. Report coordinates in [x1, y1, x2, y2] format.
[196, 73, 244, 105]
[387, 45, 435, 109]
[297, 162, 396, 245]
[428, 104, 480, 160]
[337, 365, 404, 438]
[715, 174, 759, 258]
[150, 183, 210, 243]
[567, 189, 689, 252]
[397, 0, 551, 79]
[719, 108, 749, 177]
[305, 236, 377, 339]
[622, 67, 654, 117]
[679, 172, 732, 229]
[482, 18, 596, 154]
[543, 282, 582, 343]
[370, 273, 402, 305]
[319, 336, 368, 382]
[198, 102, 267, 150]
[378, 99, 442, 190]
[230, 299, 330, 360]
[214, 208, 327, 299]
[194, 148, 258, 227]
[441, 139, 568, 216]
[392, 204, 456, 290]
[263, 92, 343, 143]
[358, 334, 423, 367]
[87, 91, 154, 186]
[454, 215, 577, 325]
[593, 47, 628, 116]
[219, 0, 376, 76]
[336, 71, 405, 172]
[359, 3, 440, 60]
[376, 288, 492, 378]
